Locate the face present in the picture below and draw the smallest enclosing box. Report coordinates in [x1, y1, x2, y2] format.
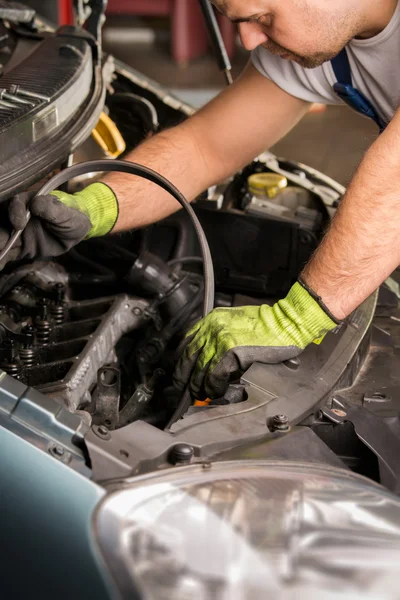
[212, 0, 365, 68]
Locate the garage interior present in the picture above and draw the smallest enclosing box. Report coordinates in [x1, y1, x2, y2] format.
[39, 0, 378, 186]
[101, 4, 378, 187]
[1, 3, 400, 599]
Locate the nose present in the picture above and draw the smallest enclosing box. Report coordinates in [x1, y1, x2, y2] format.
[238, 22, 268, 51]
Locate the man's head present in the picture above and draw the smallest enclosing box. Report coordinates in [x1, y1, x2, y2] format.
[212, 0, 397, 68]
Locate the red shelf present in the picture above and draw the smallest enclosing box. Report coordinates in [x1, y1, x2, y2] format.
[106, 0, 236, 65]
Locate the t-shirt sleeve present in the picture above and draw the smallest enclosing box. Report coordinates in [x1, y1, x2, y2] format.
[251, 46, 341, 105]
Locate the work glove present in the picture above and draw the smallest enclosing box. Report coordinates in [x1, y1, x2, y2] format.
[174, 281, 339, 399]
[0, 182, 118, 266]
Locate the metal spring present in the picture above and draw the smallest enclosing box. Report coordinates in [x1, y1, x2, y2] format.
[50, 302, 66, 325]
[1, 359, 23, 378]
[19, 346, 37, 368]
[35, 320, 52, 345]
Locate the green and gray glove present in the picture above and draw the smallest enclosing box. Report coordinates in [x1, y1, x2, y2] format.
[174, 281, 339, 399]
[0, 182, 118, 266]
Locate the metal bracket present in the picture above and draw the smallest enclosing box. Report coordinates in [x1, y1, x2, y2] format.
[322, 396, 400, 493]
[73, 0, 107, 53]
[91, 366, 121, 430]
[0, 372, 90, 476]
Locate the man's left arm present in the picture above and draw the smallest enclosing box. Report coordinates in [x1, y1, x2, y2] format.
[302, 107, 400, 319]
[174, 109, 400, 399]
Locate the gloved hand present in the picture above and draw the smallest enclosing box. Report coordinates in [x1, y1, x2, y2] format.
[174, 281, 339, 399]
[0, 182, 118, 266]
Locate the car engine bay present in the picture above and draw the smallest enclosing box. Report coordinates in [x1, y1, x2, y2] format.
[0, 2, 400, 499]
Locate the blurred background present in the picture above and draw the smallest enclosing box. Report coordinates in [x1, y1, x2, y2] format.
[37, 0, 378, 185]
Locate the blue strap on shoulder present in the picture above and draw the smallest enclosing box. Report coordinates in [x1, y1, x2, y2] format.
[331, 48, 386, 132]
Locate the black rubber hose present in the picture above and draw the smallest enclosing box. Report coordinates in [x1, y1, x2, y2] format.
[89, 237, 138, 262]
[37, 159, 215, 318]
[67, 248, 116, 276]
[109, 93, 159, 132]
[168, 256, 204, 267]
[163, 281, 204, 339]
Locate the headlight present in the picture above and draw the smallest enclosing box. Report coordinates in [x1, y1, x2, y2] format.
[94, 461, 400, 599]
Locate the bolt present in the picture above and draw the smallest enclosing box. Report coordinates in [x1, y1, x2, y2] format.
[331, 408, 347, 418]
[0, 98, 18, 109]
[0, 88, 34, 106]
[22, 325, 35, 346]
[54, 283, 65, 302]
[169, 443, 194, 465]
[22, 325, 35, 334]
[53, 445, 64, 457]
[92, 424, 111, 440]
[284, 357, 301, 371]
[37, 298, 49, 318]
[49, 444, 65, 458]
[8, 84, 50, 102]
[364, 391, 390, 403]
[271, 414, 290, 431]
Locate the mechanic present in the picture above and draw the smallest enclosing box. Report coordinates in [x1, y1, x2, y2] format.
[0, 0, 399, 399]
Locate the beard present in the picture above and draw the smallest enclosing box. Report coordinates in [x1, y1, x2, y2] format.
[261, 38, 340, 69]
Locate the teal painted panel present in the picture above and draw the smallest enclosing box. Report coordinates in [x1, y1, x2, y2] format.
[0, 427, 117, 599]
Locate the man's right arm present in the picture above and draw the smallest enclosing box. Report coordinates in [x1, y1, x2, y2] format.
[0, 63, 310, 266]
[103, 61, 311, 232]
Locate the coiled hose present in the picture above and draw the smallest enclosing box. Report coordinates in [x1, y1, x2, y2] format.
[40, 159, 215, 317]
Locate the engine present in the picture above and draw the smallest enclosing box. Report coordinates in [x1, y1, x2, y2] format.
[2, 4, 394, 494]
[0, 243, 205, 429]
[0, 8, 344, 432]
[0, 147, 335, 431]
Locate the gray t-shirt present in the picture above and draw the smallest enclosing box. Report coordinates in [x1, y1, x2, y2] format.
[252, 1, 400, 127]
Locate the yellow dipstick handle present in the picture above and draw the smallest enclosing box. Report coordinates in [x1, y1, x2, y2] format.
[92, 112, 126, 159]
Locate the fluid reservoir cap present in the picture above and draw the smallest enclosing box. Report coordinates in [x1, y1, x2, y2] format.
[248, 173, 287, 199]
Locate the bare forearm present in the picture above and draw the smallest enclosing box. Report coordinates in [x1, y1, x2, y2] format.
[102, 63, 309, 233]
[102, 121, 213, 232]
[302, 117, 400, 320]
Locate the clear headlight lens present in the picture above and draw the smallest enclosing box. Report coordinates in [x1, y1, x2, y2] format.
[95, 461, 400, 599]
